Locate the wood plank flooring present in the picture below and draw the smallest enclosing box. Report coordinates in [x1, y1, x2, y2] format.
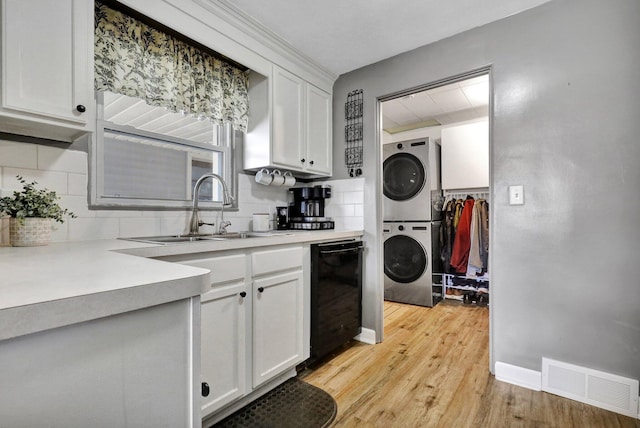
[301, 300, 640, 427]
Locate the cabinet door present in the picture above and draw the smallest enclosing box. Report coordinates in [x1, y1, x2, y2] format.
[441, 119, 489, 190]
[271, 66, 304, 170]
[1, 0, 93, 133]
[305, 84, 332, 175]
[252, 269, 304, 388]
[200, 283, 248, 417]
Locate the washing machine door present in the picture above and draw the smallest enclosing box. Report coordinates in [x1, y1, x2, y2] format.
[384, 234, 427, 283]
[383, 152, 426, 201]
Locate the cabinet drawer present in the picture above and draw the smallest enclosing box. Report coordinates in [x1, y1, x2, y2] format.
[252, 246, 303, 276]
[181, 254, 247, 286]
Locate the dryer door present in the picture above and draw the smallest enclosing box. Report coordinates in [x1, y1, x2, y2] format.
[383, 153, 426, 201]
[384, 234, 427, 283]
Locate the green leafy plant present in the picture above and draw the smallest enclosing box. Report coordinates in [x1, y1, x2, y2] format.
[0, 176, 76, 223]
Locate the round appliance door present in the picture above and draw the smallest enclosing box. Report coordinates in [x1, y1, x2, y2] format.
[383, 153, 426, 201]
[384, 235, 427, 283]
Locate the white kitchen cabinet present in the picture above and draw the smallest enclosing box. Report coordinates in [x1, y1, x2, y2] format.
[251, 272, 303, 387]
[441, 119, 489, 190]
[0, 299, 199, 427]
[178, 253, 250, 418]
[245, 66, 332, 177]
[200, 283, 248, 415]
[165, 245, 308, 420]
[271, 66, 304, 170]
[251, 246, 306, 388]
[0, 0, 94, 142]
[305, 83, 332, 175]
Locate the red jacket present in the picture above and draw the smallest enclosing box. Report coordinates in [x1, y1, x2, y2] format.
[450, 198, 475, 274]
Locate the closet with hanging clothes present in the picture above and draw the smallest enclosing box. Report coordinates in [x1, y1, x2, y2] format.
[440, 191, 489, 305]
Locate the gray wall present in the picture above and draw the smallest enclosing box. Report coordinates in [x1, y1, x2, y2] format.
[333, 0, 640, 379]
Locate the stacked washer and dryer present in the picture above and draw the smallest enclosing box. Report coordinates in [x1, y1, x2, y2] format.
[383, 138, 443, 307]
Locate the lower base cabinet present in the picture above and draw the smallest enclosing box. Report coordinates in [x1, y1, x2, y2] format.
[200, 281, 248, 415]
[165, 245, 308, 421]
[252, 265, 304, 388]
[0, 299, 199, 427]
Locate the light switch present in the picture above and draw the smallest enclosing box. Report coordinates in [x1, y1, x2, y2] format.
[509, 185, 524, 205]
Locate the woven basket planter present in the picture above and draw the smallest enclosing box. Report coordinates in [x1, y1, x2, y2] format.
[9, 217, 52, 246]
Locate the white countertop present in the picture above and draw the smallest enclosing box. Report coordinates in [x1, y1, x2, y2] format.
[0, 230, 362, 341]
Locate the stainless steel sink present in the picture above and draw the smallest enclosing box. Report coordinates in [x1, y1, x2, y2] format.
[121, 235, 221, 244]
[121, 232, 293, 245]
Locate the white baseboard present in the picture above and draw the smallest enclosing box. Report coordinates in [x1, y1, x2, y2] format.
[354, 328, 376, 344]
[496, 360, 640, 420]
[495, 361, 542, 391]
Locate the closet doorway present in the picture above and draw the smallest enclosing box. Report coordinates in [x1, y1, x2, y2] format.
[379, 69, 492, 352]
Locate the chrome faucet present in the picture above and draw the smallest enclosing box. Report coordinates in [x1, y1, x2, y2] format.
[189, 173, 234, 235]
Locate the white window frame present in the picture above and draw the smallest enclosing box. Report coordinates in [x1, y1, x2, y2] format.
[89, 92, 237, 210]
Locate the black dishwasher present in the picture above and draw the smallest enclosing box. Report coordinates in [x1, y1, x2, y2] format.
[310, 239, 364, 363]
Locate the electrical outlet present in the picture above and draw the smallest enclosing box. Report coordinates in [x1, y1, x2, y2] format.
[509, 185, 524, 205]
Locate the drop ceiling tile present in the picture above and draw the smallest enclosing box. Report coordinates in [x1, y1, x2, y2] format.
[382, 116, 401, 130]
[429, 88, 471, 112]
[461, 81, 489, 106]
[459, 75, 489, 87]
[404, 92, 443, 118]
[382, 100, 420, 126]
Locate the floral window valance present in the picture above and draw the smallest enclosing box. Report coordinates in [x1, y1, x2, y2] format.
[94, 2, 249, 132]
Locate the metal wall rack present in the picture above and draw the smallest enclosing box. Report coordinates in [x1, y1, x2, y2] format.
[344, 89, 363, 177]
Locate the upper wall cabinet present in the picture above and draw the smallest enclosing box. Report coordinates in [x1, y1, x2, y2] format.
[0, 0, 94, 142]
[244, 65, 332, 178]
[441, 119, 489, 190]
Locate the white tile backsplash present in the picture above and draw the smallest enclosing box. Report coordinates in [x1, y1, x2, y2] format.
[51, 221, 69, 242]
[96, 210, 144, 218]
[67, 173, 87, 196]
[0, 141, 37, 169]
[2, 167, 68, 194]
[59, 195, 97, 218]
[343, 191, 364, 204]
[68, 217, 120, 241]
[160, 214, 190, 235]
[311, 177, 365, 231]
[37, 145, 87, 174]
[118, 217, 164, 238]
[339, 216, 364, 231]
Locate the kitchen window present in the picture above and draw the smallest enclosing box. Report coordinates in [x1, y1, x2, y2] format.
[90, 1, 248, 209]
[90, 90, 237, 208]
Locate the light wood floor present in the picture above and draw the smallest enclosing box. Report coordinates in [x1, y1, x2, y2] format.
[302, 300, 640, 428]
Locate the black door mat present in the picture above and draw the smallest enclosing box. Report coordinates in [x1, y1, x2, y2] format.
[213, 377, 337, 428]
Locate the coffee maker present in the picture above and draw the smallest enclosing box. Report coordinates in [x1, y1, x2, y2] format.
[288, 185, 334, 230]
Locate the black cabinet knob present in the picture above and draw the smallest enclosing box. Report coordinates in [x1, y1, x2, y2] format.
[309, 160, 314, 165]
[76, 104, 86, 113]
[239, 291, 247, 298]
[258, 287, 264, 293]
[301, 158, 306, 163]
[202, 382, 210, 397]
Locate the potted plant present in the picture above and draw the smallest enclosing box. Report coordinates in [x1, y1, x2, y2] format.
[0, 176, 76, 246]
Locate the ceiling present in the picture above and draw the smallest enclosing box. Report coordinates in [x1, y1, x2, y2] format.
[224, 0, 551, 76]
[382, 74, 489, 133]
[223, 0, 547, 132]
